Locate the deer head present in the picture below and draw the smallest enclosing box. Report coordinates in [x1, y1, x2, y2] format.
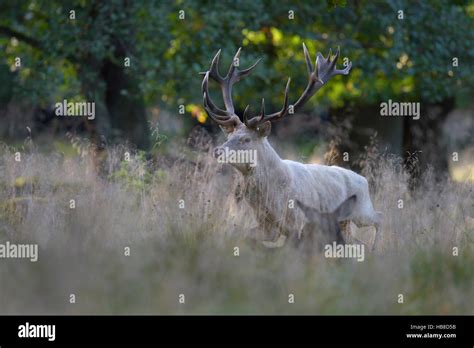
[296, 195, 357, 249]
[201, 43, 352, 172]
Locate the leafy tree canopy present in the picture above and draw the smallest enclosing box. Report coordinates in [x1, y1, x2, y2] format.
[0, 0, 472, 125]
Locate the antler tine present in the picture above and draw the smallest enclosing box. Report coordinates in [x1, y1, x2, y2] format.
[317, 46, 351, 82]
[203, 93, 240, 126]
[226, 47, 241, 80]
[237, 57, 262, 80]
[208, 49, 224, 82]
[245, 77, 292, 128]
[255, 77, 292, 125]
[293, 42, 351, 112]
[203, 93, 229, 120]
[303, 43, 313, 76]
[221, 47, 262, 113]
[226, 47, 262, 82]
[202, 72, 229, 116]
[265, 77, 291, 121]
[245, 98, 266, 128]
[202, 72, 237, 126]
[202, 47, 261, 117]
[243, 105, 251, 127]
[282, 77, 291, 109]
[259, 98, 265, 120]
[336, 60, 352, 75]
[329, 46, 340, 71]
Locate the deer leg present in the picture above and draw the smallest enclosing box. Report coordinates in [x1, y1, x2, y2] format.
[353, 210, 383, 252]
[372, 221, 382, 252]
[341, 220, 377, 253]
[372, 211, 384, 251]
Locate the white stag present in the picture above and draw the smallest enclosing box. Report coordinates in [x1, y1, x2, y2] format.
[201, 43, 382, 250]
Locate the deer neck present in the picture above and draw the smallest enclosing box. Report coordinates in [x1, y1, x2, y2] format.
[243, 138, 290, 202]
[254, 137, 284, 172]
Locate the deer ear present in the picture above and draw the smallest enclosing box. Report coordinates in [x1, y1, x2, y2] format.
[257, 121, 271, 137]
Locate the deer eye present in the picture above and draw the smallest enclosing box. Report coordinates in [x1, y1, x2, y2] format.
[243, 137, 251, 143]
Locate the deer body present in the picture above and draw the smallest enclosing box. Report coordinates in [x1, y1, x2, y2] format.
[202, 43, 382, 249]
[284, 160, 378, 227]
[225, 134, 380, 244]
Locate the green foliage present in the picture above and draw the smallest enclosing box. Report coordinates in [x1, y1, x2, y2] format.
[0, 0, 472, 121]
[108, 151, 164, 192]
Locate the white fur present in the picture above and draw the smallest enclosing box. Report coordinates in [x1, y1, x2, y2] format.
[218, 127, 382, 243]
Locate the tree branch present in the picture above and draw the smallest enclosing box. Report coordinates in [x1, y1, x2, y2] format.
[0, 25, 41, 49]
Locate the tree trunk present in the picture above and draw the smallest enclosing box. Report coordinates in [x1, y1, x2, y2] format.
[328, 104, 404, 168]
[78, 1, 150, 150]
[100, 57, 150, 150]
[78, 40, 150, 150]
[402, 98, 454, 185]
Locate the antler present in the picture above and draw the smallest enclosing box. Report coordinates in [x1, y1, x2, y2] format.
[293, 44, 352, 111]
[201, 48, 261, 127]
[244, 78, 291, 129]
[202, 43, 351, 130]
[244, 43, 352, 129]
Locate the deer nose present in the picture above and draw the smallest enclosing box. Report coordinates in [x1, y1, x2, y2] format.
[213, 147, 223, 159]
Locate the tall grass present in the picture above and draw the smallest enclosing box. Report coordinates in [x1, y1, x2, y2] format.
[0, 138, 473, 314]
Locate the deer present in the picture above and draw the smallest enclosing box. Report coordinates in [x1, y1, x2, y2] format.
[296, 195, 372, 252]
[201, 43, 383, 251]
